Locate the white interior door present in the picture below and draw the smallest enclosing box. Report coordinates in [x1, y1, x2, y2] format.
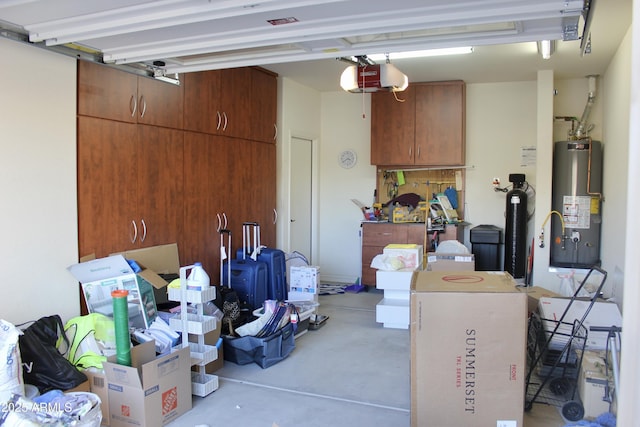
[290, 137, 313, 260]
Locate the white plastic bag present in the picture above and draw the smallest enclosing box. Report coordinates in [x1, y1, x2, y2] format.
[557, 271, 590, 297]
[0, 319, 24, 404]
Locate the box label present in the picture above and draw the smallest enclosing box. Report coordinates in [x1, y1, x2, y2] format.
[145, 384, 159, 396]
[162, 386, 178, 416]
[158, 353, 180, 377]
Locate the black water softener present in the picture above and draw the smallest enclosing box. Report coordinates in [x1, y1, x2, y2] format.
[504, 173, 528, 279]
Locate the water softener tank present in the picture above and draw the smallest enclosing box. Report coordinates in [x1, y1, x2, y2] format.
[550, 139, 603, 268]
[504, 173, 528, 279]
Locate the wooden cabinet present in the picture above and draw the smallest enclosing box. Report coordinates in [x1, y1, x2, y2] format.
[77, 60, 277, 283]
[415, 82, 465, 166]
[77, 60, 183, 129]
[250, 68, 278, 143]
[370, 80, 465, 167]
[183, 67, 277, 142]
[361, 222, 463, 286]
[77, 117, 184, 257]
[370, 87, 416, 165]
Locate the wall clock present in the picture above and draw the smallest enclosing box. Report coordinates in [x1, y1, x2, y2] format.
[339, 149, 357, 169]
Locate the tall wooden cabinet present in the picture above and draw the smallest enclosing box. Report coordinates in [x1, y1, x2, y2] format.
[77, 60, 278, 281]
[370, 80, 465, 167]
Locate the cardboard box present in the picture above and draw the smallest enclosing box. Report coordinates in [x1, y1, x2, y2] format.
[84, 370, 110, 426]
[410, 271, 527, 427]
[68, 255, 160, 329]
[289, 265, 319, 294]
[103, 341, 192, 427]
[383, 244, 423, 269]
[538, 297, 623, 350]
[577, 350, 615, 419]
[514, 285, 561, 314]
[113, 243, 181, 305]
[425, 252, 475, 271]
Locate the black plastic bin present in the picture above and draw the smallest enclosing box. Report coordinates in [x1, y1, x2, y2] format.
[470, 224, 503, 271]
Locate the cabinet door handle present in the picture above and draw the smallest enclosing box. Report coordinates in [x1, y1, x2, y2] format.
[222, 112, 228, 131]
[417, 146, 421, 158]
[216, 213, 222, 232]
[223, 212, 228, 229]
[216, 111, 222, 130]
[140, 219, 147, 242]
[130, 94, 137, 117]
[273, 208, 277, 224]
[409, 146, 412, 159]
[139, 95, 147, 118]
[130, 220, 138, 244]
[273, 124, 278, 140]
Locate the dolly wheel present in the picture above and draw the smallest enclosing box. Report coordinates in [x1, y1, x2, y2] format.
[562, 400, 585, 422]
[524, 401, 533, 412]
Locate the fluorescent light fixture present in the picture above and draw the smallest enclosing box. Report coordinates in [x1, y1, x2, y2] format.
[537, 40, 555, 59]
[367, 47, 473, 61]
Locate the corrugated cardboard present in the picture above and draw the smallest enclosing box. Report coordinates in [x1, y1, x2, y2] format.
[410, 271, 526, 427]
[84, 370, 110, 426]
[68, 255, 158, 329]
[425, 252, 475, 271]
[538, 297, 622, 350]
[103, 341, 192, 427]
[514, 285, 561, 314]
[577, 350, 615, 419]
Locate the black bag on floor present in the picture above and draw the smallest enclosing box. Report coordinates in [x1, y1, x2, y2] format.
[18, 315, 88, 393]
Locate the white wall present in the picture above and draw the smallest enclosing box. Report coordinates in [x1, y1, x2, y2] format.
[276, 78, 322, 261]
[0, 39, 79, 324]
[601, 27, 632, 304]
[318, 92, 377, 283]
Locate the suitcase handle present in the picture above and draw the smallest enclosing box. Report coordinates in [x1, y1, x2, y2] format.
[241, 222, 262, 260]
[220, 228, 232, 288]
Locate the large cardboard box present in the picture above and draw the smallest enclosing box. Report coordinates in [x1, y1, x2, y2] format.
[538, 297, 622, 350]
[410, 271, 527, 427]
[68, 255, 161, 329]
[103, 341, 192, 427]
[514, 285, 560, 314]
[84, 370, 110, 426]
[425, 252, 475, 271]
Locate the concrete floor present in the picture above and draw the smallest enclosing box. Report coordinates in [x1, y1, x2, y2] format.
[166, 289, 567, 427]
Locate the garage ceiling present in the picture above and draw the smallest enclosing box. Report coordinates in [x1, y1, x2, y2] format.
[0, 0, 632, 91]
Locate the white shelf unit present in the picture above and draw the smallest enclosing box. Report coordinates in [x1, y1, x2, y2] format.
[168, 265, 219, 397]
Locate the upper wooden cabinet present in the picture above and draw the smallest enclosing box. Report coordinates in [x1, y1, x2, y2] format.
[77, 60, 184, 129]
[77, 117, 184, 258]
[183, 67, 277, 143]
[371, 80, 465, 167]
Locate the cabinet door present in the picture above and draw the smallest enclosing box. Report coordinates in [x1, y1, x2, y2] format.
[136, 125, 184, 248]
[251, 68, 278, 144]
[415, 81, 465, 166]
[78, 60, 138, 123]
[220, 68, 253, 140]
[182, 132, 230, 277]
[137, 76, 184, 129]
[183, 70, 221, 134]
[370, 87, 416, 165]
[77, 116, 137, 257]
[251, 141, 277, 246]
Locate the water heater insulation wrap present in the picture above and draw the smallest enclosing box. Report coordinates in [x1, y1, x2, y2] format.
[551, 140, 603, 268]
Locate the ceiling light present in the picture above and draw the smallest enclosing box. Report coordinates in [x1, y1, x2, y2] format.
[537, 40, 556, 59]
[367, 47, 474, 61]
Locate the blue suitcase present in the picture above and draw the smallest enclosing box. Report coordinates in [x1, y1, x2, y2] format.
[238, 222, 288, 301]
[221, 229, 268, 312]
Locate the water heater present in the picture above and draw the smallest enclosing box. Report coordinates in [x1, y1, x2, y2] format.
[550, 139, 603, 268]
[550, 76, 603, 268]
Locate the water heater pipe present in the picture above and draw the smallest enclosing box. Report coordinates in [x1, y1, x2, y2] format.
[573, 75, 598, 139]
